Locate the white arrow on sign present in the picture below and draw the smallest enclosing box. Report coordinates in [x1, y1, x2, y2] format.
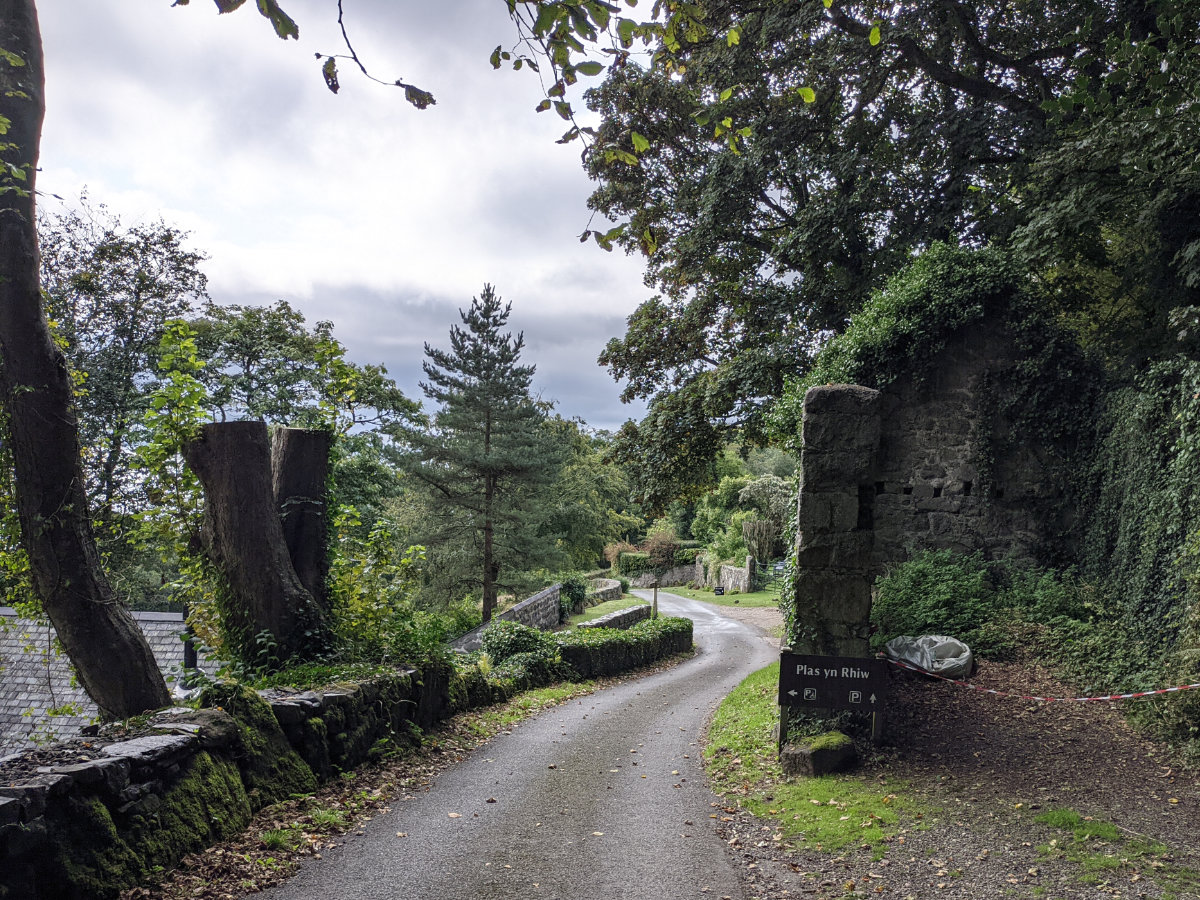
[870, 694, 877, 704]
[787, 690, 798, 697]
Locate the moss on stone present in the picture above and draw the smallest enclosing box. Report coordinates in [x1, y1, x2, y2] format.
[125, 750, 252, 873]
[200, 682, 317, 808]
[47, 794, 143, 899]
[807, 730, 854, 753]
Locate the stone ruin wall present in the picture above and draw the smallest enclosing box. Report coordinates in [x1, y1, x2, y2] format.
[793, 324, 1064, 655]
[871, 325, 1062, 567]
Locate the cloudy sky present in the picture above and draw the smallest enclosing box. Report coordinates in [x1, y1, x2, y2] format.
[35, 0, 651, 430]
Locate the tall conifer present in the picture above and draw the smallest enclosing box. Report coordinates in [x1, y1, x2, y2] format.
[401, 285, 562, 622]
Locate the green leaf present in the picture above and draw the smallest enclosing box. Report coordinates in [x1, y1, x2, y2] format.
[869, 25, 881, 46]
[692, 109, 711, 126]
[321, 57, 339, 94]
[631, 131, 651, 154]
[257, 0, 299, 40]
[798, 86, 816, 103]
[604, 147, 640, 165]
[401, 83, 436, 109]
[641, 227, 658, 256]
[617, 18, 636, 46]
[490, 46, 503, 70]
[727, 26, 740, 47]
[823, 0, 833, 7]
[586, 2, 611, 31]
[214, 0, 246, 12]
[719, 86, 734, 102]
[577, 61, 605, 76]
[536, 98, 552, 112]
[554, 100, 573, 120]
[534, 3, 560, 35]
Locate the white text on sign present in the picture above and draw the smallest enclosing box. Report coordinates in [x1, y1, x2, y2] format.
[795, 664, 873, 680]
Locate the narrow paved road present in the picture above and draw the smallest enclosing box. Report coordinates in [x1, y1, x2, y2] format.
[259, 592, 777, 900]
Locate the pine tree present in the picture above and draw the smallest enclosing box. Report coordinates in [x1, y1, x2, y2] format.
[401, 285, 563, 622]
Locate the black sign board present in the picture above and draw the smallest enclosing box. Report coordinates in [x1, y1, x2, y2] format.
[778, 653, 889, 711]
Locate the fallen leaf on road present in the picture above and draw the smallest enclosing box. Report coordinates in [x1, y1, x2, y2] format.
[487, 798, 497, 803]
[448, 813, 461, 819]
[592, 832, 604, 836]
[396, 832, 407, 837]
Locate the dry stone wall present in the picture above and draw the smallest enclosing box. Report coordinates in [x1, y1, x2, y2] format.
[577, 603, 651, 630]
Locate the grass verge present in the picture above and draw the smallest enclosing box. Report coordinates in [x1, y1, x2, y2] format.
[704, 662, 913, 852]
[660, 585, 780, 608]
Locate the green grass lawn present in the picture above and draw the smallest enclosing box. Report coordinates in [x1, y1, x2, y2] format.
[565, 595, 649, 627]
[705, 662, 914, 851]
[656, 584, 780, 608]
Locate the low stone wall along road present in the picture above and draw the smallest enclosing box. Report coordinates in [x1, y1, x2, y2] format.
[259, 591, 777, 900]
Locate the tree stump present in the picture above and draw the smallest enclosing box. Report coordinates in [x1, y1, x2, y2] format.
[184, 421, 327, 664]
[271, 427, 332, 615]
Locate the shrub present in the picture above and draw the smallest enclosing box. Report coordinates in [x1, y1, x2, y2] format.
[604, 541, 637, 568]
[561, 573, 588, 605]
[619, 577, 630, 594]
[644, 527, 680, 572]
[871, 550, 1003, 654]
[480, 619, 558, 664]
[491, 651, 573, 690]
[674, 547, 702, 566]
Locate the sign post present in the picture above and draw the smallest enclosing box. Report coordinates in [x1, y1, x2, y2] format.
[778, 652, 889, 745]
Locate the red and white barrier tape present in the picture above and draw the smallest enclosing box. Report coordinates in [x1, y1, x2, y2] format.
[884, 657, 1200, 703]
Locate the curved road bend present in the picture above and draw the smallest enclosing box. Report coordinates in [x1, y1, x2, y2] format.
[258, 591, 778, 900]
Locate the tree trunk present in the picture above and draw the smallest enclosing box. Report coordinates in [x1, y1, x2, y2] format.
[270, 426, 331, 615]
[184, 421, 325, 664]
[0, 1, 170, 719]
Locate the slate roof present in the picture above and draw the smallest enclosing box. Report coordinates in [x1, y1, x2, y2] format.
[0, 608, 216, 754]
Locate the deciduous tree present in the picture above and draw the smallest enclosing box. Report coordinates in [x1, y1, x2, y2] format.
[0, 1, 170, 718]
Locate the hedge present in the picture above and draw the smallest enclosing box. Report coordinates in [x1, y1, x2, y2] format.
[674, 547, 702, 565]
[617, 551, 654, 577]
[557, 616, 693, 679]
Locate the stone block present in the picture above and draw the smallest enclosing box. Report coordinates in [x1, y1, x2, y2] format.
[0, 774, 70, 819]
[795, 570, 873, 622]
[800, 449, 878, 489]
[914, 496, 962, 513]
[803, 384, 881, 418]
[49, 758, 131, 794]
[99, 734, 196, 764]
[780, 732, 858, 777]
[802, 409, 881, 452]
[796, 533, 874, 572]
[0, 796, 19, 826]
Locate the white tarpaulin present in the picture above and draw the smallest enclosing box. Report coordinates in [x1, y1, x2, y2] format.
[884, 634, 974, 680]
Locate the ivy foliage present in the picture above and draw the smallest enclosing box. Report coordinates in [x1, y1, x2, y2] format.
[768, 244, 1103, 489]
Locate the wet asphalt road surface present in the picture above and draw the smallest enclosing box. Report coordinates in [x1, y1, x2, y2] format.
[258, 591, 778, 900]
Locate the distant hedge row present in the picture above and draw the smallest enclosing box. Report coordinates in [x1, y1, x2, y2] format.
[467, 616, 694, 690]
[617, 549, 703, 576]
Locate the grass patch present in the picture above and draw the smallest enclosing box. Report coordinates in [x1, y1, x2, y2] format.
[1035, 807, 1200, 894]
[463, 681, 598, 734]
[661, 585, 780, 608]
[704, 662, 914, 851]
[258, 827, 300, 852]
[567, 596, 649, 627]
